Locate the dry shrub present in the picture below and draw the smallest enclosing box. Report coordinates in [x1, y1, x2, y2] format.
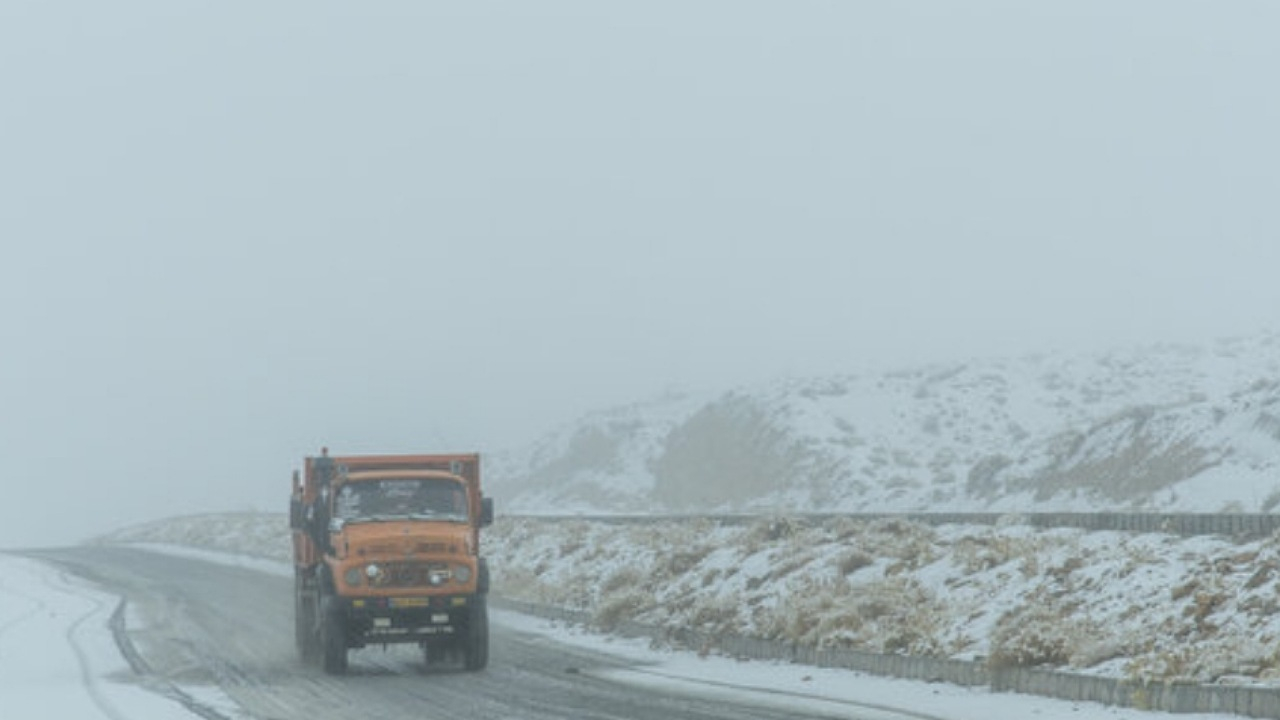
[1242, 558, 1275, 588]
[1240, 593, 1280, 616]
[745, 516, 802, 548]
[1019, 554, 1041, 578]
[954, 536, 1010, 573]
[856, 596, 896, 621]
[687, 596, 740, 635]
[594, 590, 655, 631]
[1171, 579, 1197, 602]
[989, 605, 1077, 669]
[1122, 540, 1161, 566]
[826, 516, 868, 541]
[652, 546, 715, 581]
[1071, 635, 1126, 668]
[761, 588, 852, 644]
[881, 625, 935, 655]
[766, 551, 817, 583]
[861, 519, 938, 572]
[600, 565, 646, 597]
[1129, 637, 1280, 684]
[1046, 556, 1084, 584]
[868, 517, 923, 538]
[1125, 642, 1244, 684]
[1230, 549, 1260, 566]
[494, 566, 543, 600]
[836, 549, 875, 575]
[759, 576, 942, 654]
[558, 521, 593, 555]
[1187, 589, 1227, 626]
[955, 531, 1050, 577]
[885, 541, 935, 574]
[1127, 646, 1199, 682]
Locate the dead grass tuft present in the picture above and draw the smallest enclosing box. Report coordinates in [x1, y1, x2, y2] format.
[836, 549, 875, 575]
[989, 604, 1077, 669]
[594, 590, 656, 631]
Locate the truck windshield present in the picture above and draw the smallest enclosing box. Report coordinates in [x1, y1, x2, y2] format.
[333, 478, 468, 523]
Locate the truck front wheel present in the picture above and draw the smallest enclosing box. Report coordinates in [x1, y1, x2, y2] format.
[320, 596, 348, 675]
[294, 575, 319, 662]
[463, 596, 489, 671]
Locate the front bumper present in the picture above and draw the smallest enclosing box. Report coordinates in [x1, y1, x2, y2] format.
[340, 594, 476, 646]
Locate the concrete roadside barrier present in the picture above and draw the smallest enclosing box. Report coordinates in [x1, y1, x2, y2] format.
[495, 597, 1280, 718]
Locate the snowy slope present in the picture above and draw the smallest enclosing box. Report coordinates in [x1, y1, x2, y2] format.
[488, 332, 1280, 515]
[487, 516, 1280, 685]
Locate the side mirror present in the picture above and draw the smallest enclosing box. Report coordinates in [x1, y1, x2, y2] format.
[480, 497, 495, 527]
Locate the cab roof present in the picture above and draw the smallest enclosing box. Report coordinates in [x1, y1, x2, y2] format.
[343, 469, 463, 482]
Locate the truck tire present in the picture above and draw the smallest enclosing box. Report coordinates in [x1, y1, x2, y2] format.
[294, 575, 319, 662]
[320, 596, 348, 675]
[477, 558, 490, 595]
[463, 596, 489, 671]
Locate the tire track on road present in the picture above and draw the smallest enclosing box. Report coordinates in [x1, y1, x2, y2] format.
[59, 574, 130, 720]
[108, 598, 234, 720]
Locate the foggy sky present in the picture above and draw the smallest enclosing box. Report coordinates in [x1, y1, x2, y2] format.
[3, 2, 1278, 548]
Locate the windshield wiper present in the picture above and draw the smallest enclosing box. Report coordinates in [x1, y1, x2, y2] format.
[411, 512, 468, 522]
[343, 513, 466, 524]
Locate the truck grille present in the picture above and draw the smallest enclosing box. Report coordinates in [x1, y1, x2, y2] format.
[369, 562, 449, 588]
[360, 542, 456, 556]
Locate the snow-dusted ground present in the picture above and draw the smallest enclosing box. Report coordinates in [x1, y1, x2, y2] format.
[4, 539, 1245, 720]
[0, 553, 243, 720]
[100, 511, 1280, 686]
[497, 609, 1245, 720]
[489, 516, 1280, 685]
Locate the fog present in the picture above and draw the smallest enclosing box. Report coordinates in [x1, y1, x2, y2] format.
[3, 1, 1277, 548]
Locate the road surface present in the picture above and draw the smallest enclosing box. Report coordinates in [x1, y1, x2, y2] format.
[31, 546, 925, 720]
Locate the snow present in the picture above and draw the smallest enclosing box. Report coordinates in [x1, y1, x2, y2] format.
[3, 541, 1243, 720]
[482, 515, 1280, 684]
[486, 333, 1280, 516]
[495, 609, 1244, 720]
[0, 553, 242, 720]
[13, 333, 1280, 717]
[94, 500, 1280, 687]
[88, 510, 1280, 712]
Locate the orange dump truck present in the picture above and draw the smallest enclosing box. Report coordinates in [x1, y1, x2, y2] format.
[289, 450, 494, 674]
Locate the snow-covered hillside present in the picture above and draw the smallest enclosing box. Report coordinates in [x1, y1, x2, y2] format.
[489, 516, 1280, 685]
[488, 333, 1280, 515]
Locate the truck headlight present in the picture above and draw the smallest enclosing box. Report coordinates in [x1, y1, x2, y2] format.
[344, 568, 363, 587]
[452, 564, 472, 583]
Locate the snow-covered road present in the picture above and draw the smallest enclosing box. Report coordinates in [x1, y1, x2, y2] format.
[0, 548, 1253, 720]
[0, 553, 241, 719]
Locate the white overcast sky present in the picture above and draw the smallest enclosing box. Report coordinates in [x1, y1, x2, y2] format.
[2, 1, 1278, 547]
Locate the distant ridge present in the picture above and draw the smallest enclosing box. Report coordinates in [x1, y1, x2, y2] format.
[488, 332, 1280, 515]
